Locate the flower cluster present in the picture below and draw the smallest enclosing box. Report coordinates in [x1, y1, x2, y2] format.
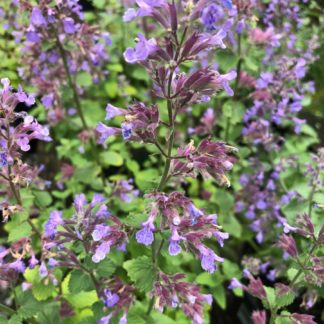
[242, 1, 318, 147]
[171, 139, 237, 186]
[152, 272, 212, 323]
[136, 191, 228, 272]
[15, 1, 111, 123]
[98, 277, 135, 324]
[0, 1, 323, 323]
[0, 78, 51, 217]
[235, 157, 299, 243]
[0, 238, 38, 284]
[41, 194, 123, 271]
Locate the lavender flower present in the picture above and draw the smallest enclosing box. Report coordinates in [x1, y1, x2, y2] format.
[17, 1, 111, 123]
[124, 34, 157, 63]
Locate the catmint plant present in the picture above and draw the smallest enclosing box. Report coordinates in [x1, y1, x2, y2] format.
[96, 1, 239, 321]
[0, 1, 323, 323]
[0, 78, 51, 224]
[16, 0, 111, 125]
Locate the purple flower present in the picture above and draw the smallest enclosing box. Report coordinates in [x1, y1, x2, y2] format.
[256, 200, 267, 210]
[28, 255, 39, 269]
[92, 241, 111, 263]
[136, 224, 154, 246]
[48, 258, 59, 268]
[22, 282, 32, 291]
[91, 193, 106, 206]
[63, 17, 76, 34]
[41, 94, 54, 108]
[96, 205, 111, 219]
[199, 247, 224, 273]
[266, 269, 276, 282]
[0, 152, 7, 167]
[123, 34, 157, 64]
[237, 19, 245, 34]
[96, 123, 121, 144]
[31, 7, 47, 26]
[201, 4, 224, 31]
[16, 136, 30, 152]
[221, 0, 233, 9]
[187, 203, 203, 225]
[44, 210, 63, 239]
[39, 261, 48, 278]
[103, 289, 119, 307]
[168, 229, 184, 256]
[228, 278, 243, 289]
[283, 222, 298, 234]
[245, 207, 255, 220]
[219, 70, 237, 96]
[293, 117, 305, 134]
[121, 123, 133, 140]
[256, 72, 273, 89]
[98, 314, 112, 324]
[26, 28, 40, 43]
[74, 193, 87, 213]
[92, 224, 110, 241]
[123, 0, 166, 22]
[207, 29, 227, 49]
[295, 58, 306, 78]
[105, 104, 125, 120]
[10, 260, 26, 273]
[214, 231, 229, 247]
[123, 8, 138, 22]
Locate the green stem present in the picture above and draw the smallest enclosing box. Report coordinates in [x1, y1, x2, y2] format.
[56, 35, 88, 130]
[157, 70, 175, 191]
[0, 303, 15, 315]
[6, 123, 41, 237]
[225, 33, 242, 142]
[289, 244, 317, 287]
[56, 35, 106, 186]
[146, 48, 178, 319]
[307, 181, 317, 218]
[80, 242, 101, 298]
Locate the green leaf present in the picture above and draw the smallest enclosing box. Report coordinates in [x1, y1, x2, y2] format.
[74, 165, 101, 184]
[84, 256, 117, 277]
[24, 267, 41, 284]
[107, 63, 123, 72]
[100, 151, 124, 167]
[287, 268, 299, 282]
[124, 212, 148, 228]
[275, 290, 295, 309]
[33, 190, 53, 208]
[213, 285, 226, 310]
[8, 315, 22, 324]
[93, 0, 106, 9]
[123, 256, 155, 292]
[221, 214, 242, 238]
[36, 302, 60, 324]
[275, 311, 292, 324]
[135, 169, 159, 191]
[126, 159, 140, 174]
[32, 282, 55, 301]
[67, 291, 98, 309]
[69, 270, 93, 294]
[263, 287, 275, 309]
[18, 301, 42, 320]
[151, 312, 177, 324]
[221, 260, 242, 280]
[195, 272, 223, 288]
[8, 222, 32, 242]
[105, 81, 118, 98]
[76, 72, 92, 87]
